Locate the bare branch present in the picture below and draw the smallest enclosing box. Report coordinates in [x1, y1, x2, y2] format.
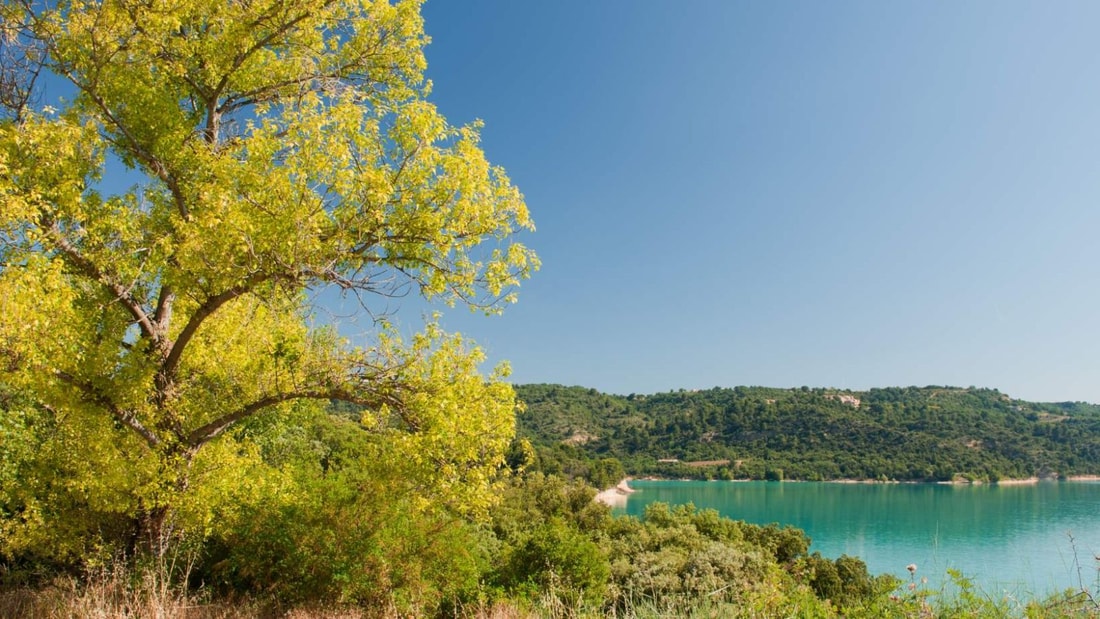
[0, 11, 43, 122]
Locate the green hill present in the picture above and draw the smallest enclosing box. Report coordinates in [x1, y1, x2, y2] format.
[514, 384, 1100, 484]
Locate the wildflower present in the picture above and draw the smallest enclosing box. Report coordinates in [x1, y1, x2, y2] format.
[906, 563, 917, 574]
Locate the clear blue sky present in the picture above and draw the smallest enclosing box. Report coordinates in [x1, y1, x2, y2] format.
[409, 1, 1100, 403]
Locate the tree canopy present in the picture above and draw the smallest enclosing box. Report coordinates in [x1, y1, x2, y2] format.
[0, 0, 536, 557]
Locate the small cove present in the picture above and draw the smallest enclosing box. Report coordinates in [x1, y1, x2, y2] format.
[615, 479, 1100, 597]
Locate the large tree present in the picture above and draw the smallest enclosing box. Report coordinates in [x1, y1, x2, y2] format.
[0, 0, 536, 556]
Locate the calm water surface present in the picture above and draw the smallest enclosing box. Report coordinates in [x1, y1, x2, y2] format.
[618, 480, 1100, 596]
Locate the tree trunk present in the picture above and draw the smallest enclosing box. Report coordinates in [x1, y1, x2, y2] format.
[136, 504, 173, 559]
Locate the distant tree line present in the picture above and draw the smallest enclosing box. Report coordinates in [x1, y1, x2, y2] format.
[515, 384, 1100, 485]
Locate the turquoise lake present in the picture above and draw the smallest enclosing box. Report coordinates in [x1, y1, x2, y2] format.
[616, 480, 1100, 597]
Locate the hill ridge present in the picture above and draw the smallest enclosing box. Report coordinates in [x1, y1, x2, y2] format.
[514, 383, 1100, 485]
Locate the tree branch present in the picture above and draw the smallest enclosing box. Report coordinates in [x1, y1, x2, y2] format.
[153, 285, 174, 336]
[54, 369, 160, 449]
[53, 61, 191, 219]
[159, 271, 272, 380]
[44, 221, 159, 341]
[186, 387, 401, 448]
[209, 7, 322, 118]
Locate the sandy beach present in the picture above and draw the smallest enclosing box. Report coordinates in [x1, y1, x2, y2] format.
[594, 478, 635, 507]
[993, 477, 1040, 485]
[995, 475, 1100, 484]
[1063, 474, 1100, 481]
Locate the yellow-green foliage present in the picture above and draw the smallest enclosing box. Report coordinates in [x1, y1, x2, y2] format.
[195, 407, 489, 611]
[0, 0, 534, 564]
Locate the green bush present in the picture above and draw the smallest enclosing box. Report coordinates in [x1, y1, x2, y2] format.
[496, 518, 610, 604]
[195, 412, 488, 614]
[605, 503, 785, 611]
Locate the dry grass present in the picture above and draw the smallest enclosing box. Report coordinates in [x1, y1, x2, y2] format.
[0, 572, 544, 619]
[0, 575, 245, 618]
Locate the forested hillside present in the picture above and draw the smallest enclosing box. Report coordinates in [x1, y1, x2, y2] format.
[516, 384, 1100, 484]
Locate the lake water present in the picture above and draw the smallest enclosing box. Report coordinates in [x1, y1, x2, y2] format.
[616, 480, 1100, 597]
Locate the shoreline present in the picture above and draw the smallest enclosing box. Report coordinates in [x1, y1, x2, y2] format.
[613, 475, 1100, 486]
[594, 477, 635, 507]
